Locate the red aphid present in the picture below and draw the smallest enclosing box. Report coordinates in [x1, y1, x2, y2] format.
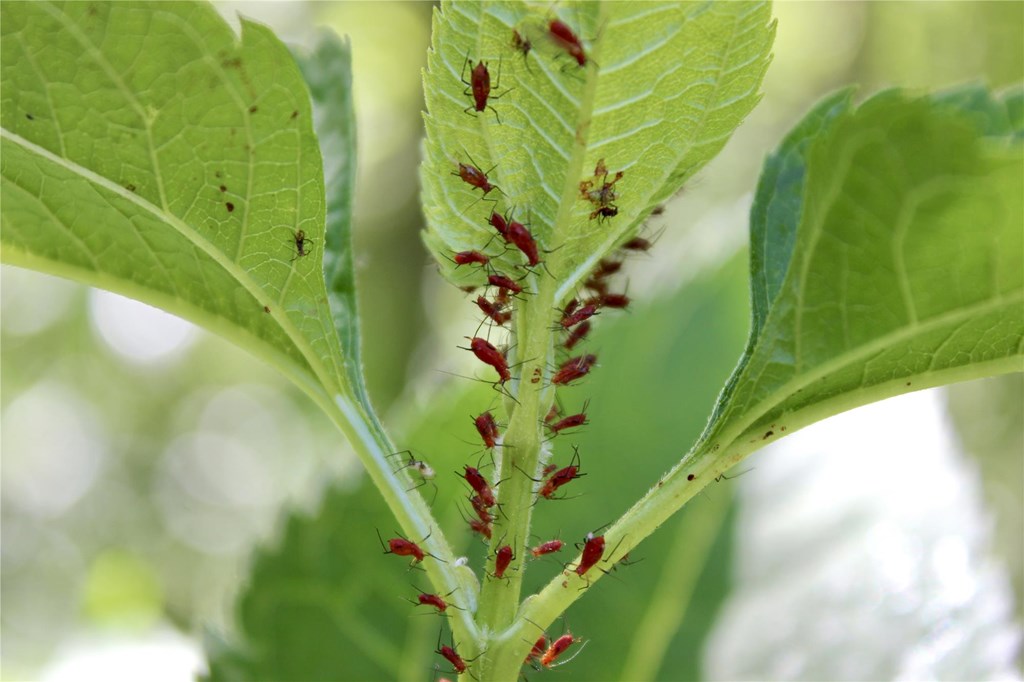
[453, 250, 490, 267]
[547, 402, 589, 434]
[454, 161, 499, 195]
[525, 635, 547, 665]
[437, 645, 467, 674]
[388, 537, 425, 562]
[575, 532, 605, 577]
[462, 465, 497, 507]
[475, 296, 512, 326]
[488, 273, 523, 295]
[551, 353, 597, 385]
[416, 592, 450, 613]
[468, 516, 493, 540]
[493, 544, 514, 579]
[466, 336, 511, 383]
[621, 236, 652, 251]
[461, 56, 508, 123]
[474, 411, 500, 449]
[531, 539, 565, 557]
[538, 448, 585, 498]
[377, 529, 431, 564]
[564, 320, 591, 350]
[541, 633, 579, 667]
[544, 404, 561, 423]
[592, 258, 622, 278]
[470, 494, 494, 524]
[591, 292, 630, 309]
[548, 19, 587, 67]
[488, 210, 510, 239]
[560, 303, 598, 329]
[541, 463, 558, 477]
[464, 60, 492, 113]
[506, 220, 541, 266]
[562, 298, 580, 318]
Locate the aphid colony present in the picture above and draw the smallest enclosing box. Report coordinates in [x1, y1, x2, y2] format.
[386, 11, 668, 678]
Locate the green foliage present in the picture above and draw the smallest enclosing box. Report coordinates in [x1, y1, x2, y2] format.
[703, 85, 1024, 452]
[504, 85, 1024, 671]
[291, 31, 361, 393]
[206, 259, 750, 682]
[0, 1, 346, 400]
[2, 1, 1021, 681]
[421, 0, 774, 298]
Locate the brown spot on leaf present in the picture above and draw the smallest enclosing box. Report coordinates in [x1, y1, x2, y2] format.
[248, 105, 258, 114]
[763, 430, 774, 439]
[219, 185, 227, 192]
[226, 202, 235, 212]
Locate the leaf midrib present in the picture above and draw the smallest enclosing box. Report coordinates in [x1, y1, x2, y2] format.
[1, 127, 340, 396]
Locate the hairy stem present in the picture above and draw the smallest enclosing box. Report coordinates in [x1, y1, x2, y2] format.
[327, 393, 480, 650]
[474, 272, 557, 671]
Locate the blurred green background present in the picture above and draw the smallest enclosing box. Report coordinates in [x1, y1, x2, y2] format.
[2, 2, 1021, 680]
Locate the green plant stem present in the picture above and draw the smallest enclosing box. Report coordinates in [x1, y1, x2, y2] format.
[619, 486, 732, 681]
[474, 273, 558, 658]
[326, 392, 480, 649]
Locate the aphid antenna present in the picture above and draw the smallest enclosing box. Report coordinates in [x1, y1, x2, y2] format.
[549, 394, 567, 417]
[458, 192, 502, 219]
[523, 616, 548, 637]
[412, 478, 440, 506]
[542, 490, 586, 504]
[613, 551, 645, 571]
[375, 527, 391, 555]
[492, 54, 513, 98]
[602, 535, 627, 565]
[511, 460, 543, 484]
[459, 149, 501, 183]
[715, 467, 754, 483]
[517, 258, 557, 280]
[471, 311, 497, 340]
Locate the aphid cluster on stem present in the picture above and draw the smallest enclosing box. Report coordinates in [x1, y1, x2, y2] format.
[411, 7, 679, 675]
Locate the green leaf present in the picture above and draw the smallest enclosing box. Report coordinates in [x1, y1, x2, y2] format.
[704, 85, 1024, 455]
[0, 1, 347, 402]
[420, 0, 774, 300]
[289, 31, 365, 401]
[517, 86, 1023, 650]
[204, 480, 434, 682]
